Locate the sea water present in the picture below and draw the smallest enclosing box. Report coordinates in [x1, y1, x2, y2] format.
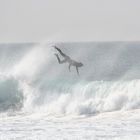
[0, 42, 140, 140]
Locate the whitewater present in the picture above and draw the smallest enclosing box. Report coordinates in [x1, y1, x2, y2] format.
[0, 42, 140, 140]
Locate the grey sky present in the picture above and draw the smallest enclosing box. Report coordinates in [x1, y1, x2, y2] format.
[0, 0, 140, 42]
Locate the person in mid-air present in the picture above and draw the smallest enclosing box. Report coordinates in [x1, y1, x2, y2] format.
[54, 46, 83, 75]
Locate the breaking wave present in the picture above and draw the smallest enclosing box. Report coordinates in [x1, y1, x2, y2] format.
[0, 76, 23, 112]
[0, 42, 140, 116]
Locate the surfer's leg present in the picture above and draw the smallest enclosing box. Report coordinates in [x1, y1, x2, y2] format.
[54, 47, 67, 57]
[55, 54, 67, 64]
[76, 66, 79, 75]
[69, 64, 72, 72]
[54, 46, 71, 60]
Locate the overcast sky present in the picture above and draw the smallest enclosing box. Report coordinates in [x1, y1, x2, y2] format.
[0, 0, 140, 42]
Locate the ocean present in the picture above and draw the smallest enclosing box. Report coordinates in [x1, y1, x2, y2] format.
[0, 42, 140, 140]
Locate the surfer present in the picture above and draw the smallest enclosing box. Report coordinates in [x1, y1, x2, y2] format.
[54, 46, 83, 75]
